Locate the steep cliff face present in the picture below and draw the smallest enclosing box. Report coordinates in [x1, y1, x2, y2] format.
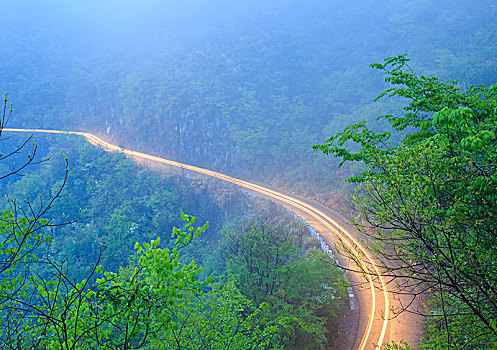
[82, 95, 246, 175]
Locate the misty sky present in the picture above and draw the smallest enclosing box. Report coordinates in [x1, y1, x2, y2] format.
[4, 0, 483, 61]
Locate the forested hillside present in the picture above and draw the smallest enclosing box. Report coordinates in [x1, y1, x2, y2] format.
[1, 0, 496, 207]
[0, 128, 347, 349]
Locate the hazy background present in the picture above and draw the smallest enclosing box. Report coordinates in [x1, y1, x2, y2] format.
[2, 0, 496, 204]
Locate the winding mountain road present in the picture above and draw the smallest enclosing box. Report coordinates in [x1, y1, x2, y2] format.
[4, 128, 422, 349]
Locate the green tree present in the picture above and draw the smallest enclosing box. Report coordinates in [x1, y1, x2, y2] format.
[219, 220, 347, 349]
[315, 55, 497, 349]
[2, 210, 297, 350]
[0, 93, 80, 348]
[0, 214, 209, 349]
[220, 221, 298, 304]
[147, 280, 293, 350]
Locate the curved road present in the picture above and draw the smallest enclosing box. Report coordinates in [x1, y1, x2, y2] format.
[5, 128, 420, 349]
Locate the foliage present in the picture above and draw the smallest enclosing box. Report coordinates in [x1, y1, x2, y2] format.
[0, 94, 78, 348]
[315, 54, 497, 348]
[376, 340, 413, 350]
[0, 214, 207, 349]
[221, 221, 298, 304]
[0, 136, 229, 280]
[147, 280, 293, 350]
[0, 208, 306, 350]
[218, 220, 347, 349]
[0, 95, 61, 281]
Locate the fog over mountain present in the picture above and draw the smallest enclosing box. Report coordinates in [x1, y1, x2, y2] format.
[1, 0, 496, 195]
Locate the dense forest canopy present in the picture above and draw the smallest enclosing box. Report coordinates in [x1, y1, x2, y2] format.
[1, 0, 496, 206]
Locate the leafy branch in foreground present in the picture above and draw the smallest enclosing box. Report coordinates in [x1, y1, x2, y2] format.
[315, 55, 497, 349]
[0, 212, 300, 350]
[0, 214, 209, 350]
[0, 93, 83, 348]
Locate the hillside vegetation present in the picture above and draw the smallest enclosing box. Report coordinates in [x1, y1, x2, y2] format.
[1, 0, 496, 206]
[0, 121, 347, 349]
[316, 55, 497, 349]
